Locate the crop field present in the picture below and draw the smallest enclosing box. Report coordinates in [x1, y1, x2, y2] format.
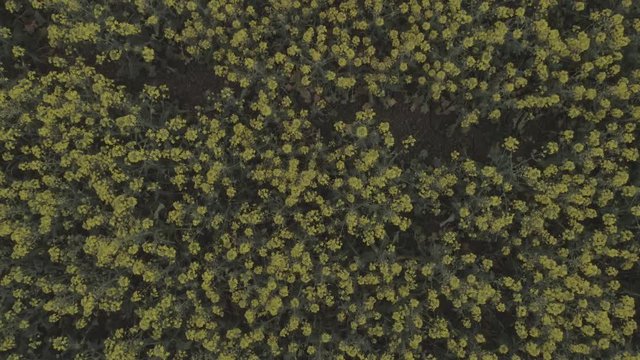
[1, 1, 639, 359]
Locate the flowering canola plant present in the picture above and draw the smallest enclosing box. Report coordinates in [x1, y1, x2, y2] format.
[1, 0, 640, 359]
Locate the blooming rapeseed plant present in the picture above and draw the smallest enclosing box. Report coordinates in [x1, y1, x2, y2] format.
[1, 1, 639, 359]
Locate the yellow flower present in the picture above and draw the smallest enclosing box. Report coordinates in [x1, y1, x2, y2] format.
[266, 296, 283, 316]
[226, 248, 238, 261]
[12, 46, 25, 58]
[52, 336, 69, 352]
[142, 47, 155, 62]
[503, 136, 520, 152]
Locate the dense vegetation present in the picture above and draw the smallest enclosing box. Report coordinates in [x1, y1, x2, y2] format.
[1, 0, 639, 359]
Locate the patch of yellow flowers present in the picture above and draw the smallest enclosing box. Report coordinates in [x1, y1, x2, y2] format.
[1, 0, 640, 359]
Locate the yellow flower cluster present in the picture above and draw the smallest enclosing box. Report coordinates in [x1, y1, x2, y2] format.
[1, 1, 639, 359]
